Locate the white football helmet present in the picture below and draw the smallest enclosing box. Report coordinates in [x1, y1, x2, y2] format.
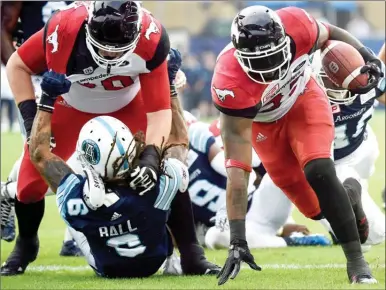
[312, 50, 355, 105]
[76, 116, 136, 179]
[85, 1, 143, 70]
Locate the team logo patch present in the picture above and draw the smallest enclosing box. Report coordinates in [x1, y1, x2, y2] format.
[81, 139, 101, 165]
[212, 86, 235, 102]
[47, 24, 59, 53]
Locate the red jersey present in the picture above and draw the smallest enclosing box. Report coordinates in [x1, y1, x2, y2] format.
[211, 7, 320, 122]
[17, 3, 171, 114]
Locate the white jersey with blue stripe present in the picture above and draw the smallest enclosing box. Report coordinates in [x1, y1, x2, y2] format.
[187, 122, 254, 226]
[332, 87, 381, 160]
[55, 159, 183, 277]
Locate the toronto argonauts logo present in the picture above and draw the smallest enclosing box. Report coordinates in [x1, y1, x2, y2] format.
[81, 139, 101, 166]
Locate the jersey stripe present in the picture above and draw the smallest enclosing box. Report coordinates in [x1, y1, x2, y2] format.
[94, 117, 129, 170]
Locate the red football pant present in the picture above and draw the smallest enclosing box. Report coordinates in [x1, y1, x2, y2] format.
[251, 78, 334, 218]
[17, 96, 147, 203]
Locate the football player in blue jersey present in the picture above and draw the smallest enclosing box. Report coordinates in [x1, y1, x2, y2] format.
[313, 48, 386, 248]
[0, 0, 80, 255]
[28, 104, 192, 278]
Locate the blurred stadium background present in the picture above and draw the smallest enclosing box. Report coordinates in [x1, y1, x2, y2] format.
[1, 1, 385, 127]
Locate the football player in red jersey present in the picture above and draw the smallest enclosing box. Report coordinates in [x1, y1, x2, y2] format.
[2, 2, 219, 276]
[212, 6, 384, 285]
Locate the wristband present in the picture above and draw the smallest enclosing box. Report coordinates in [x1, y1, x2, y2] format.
[229, 219, 246, 244]
[225, 159, 252, 172]
[170, 84, 178, 97]
[140, 145, 161, 170]
[18, 99, 37, 138]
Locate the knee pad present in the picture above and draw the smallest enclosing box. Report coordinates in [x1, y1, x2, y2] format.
[304, 158, 336, 185]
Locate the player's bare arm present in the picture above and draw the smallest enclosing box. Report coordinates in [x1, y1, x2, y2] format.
[166, 96, 188, 163]
[29, 110, 73, 193]
[1, 1, 22, 65]
[220, 113, 253, 221]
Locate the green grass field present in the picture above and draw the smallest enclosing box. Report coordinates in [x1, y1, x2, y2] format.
[1, 112, 385, 289]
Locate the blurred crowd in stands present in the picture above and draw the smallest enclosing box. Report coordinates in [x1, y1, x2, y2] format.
[1, 1, 385, 130]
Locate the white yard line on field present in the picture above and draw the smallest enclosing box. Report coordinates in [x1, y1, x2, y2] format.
[27, 263, 386, 272]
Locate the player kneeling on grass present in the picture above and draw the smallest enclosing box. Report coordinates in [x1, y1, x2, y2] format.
[28, 78, 192, 278]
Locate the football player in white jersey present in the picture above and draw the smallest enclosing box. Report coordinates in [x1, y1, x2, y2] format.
[311, 49, 385, 248]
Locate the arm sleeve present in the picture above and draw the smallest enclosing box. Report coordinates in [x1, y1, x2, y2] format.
[188, 122, 216, 154]
[56, 173, 89, 231]
[16, 28, 47, 74]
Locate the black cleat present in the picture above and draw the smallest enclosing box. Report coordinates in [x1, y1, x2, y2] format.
[344, 178, 369, 244]
[59, 240, 84, 257]
[1, 235, 39, 276]
[348, 258, 377, 284]
[180, 244, 221, 275]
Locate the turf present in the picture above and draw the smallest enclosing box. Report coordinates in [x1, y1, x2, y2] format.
[1, 112, 385, 289]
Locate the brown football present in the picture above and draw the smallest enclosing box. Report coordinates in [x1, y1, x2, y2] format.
[321, 40, 368, 90]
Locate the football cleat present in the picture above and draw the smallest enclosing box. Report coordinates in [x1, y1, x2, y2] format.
[59, 240, 84, 257]
[1, 183, 15, 242]
[180, 244, 221, 275]
[1, 235, 39, 276]
[162, 251, 183, 275]
[1, 206, 16, 242]
[350, 274, 378, 284]
[285, 233, 332, 246]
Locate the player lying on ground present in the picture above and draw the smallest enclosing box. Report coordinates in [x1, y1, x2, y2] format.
[0, 0, 81, 256]
[29, 108, 192, 278]
[212, 5, 384, 285]
[2, 47, 220, 276]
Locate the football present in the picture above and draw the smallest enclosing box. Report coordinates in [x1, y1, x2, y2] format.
[321, 40, 368, 90]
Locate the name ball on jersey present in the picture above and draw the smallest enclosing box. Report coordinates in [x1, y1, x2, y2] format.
[321, 40, 368, 90]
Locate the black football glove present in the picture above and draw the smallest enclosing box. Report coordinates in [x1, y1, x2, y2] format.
[38, 70, 71, 113]
[350, 47, 385, 95]
[129, 145, 161, 196]
[217, 239, 261, 286]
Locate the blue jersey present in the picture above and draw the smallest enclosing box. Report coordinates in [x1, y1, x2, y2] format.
[187, 122, 226, 226]
[56, 163, 182, 278]
[333, 87, 381, 160]
[187, 122, 254, 226]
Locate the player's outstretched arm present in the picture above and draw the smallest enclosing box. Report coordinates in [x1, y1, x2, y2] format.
[29, 110, 73, 193]
[217, 113, 261, 286]
[220, 113, 253, 221]
[29, 71, 72, 193]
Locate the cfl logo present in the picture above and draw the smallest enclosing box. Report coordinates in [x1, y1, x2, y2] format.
[328, 61, 339, 74]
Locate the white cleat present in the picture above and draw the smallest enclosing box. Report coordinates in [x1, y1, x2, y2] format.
[162, 251, 182, 276]
[350, 275, 378, 284]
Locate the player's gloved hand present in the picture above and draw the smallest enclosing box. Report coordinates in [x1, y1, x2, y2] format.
[217, 239, 261, 286]
[351, 47, 386, 95]
[167, 48, 183, 96]
[38, 70, 71, 113]
[129, 145, 161, 196]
